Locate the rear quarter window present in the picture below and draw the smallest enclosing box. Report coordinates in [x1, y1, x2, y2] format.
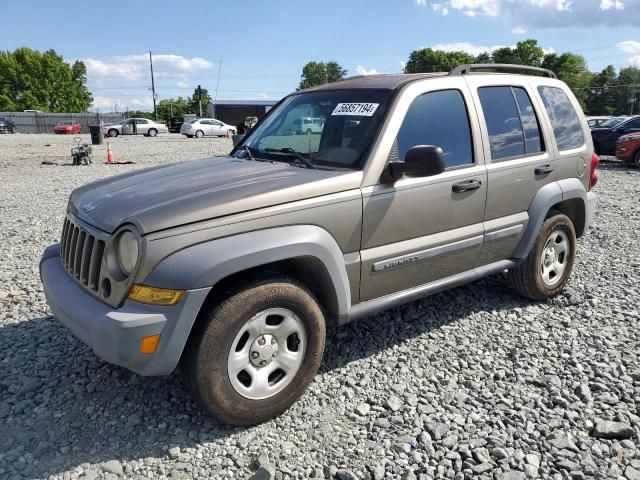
[537, 86, 584, 151]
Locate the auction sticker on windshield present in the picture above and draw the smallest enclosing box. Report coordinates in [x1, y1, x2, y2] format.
[331, 103, 379, 116]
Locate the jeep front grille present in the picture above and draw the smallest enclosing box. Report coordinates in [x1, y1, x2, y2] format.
[60, 216, 105, 291]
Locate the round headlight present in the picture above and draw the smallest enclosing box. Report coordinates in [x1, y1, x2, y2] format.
[116, 230, 139, 276]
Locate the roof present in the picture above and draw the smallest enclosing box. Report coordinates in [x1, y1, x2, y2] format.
[211, 99, 278, 107]
[303, 73, 448, 92]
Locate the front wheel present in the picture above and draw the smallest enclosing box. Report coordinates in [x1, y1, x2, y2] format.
[107, 129, 119, 137]
[184, 276, 326, 425]
[508, 213, 576, 301]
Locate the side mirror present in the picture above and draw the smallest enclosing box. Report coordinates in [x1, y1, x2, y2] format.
[382, 145, 445, 183]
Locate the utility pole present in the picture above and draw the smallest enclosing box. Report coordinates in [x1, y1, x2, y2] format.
[149, 51, 157, 120]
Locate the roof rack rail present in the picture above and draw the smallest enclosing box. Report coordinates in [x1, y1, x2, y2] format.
[449, 63, 557, 79]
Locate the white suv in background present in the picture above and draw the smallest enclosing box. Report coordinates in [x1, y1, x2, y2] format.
[181, 118, 237, 138]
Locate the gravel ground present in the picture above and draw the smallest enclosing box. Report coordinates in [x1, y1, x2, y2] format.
[0, 134, 638, 480]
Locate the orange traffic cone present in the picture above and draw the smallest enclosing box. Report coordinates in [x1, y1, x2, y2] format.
[106, 142, 115, 164]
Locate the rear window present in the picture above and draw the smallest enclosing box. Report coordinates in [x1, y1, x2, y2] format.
[537, 86, 584, 151]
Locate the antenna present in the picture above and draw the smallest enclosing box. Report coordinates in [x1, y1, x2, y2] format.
[149, 51, 157, 120]
[213, 59, 222, 117]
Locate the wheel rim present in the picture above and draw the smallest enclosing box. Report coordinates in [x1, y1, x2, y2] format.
[196, 130, 203, 138]
[149, 129, 157, 137]
[227, 307, 306, 400]
[540, 229, 570, 287]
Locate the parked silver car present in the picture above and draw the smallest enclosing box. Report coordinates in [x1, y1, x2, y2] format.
[180, 118, 237, 138]
[102, 118, 168, 137]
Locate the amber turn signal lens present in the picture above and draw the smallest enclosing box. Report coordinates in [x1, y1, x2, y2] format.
[128, 284, 184, 306]
[140, 334, 161, 355]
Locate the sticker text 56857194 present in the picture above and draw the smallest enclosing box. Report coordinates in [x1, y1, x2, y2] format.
[331, 103, 379, 117]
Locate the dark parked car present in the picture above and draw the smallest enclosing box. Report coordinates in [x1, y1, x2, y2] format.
[169, 116, 184, 133]
[0, 117, 16, 134]
[591, 115, 640, 155]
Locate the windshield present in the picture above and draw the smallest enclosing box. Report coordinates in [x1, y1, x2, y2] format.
[59, 121, 73, 125]
[600, 117, 626, 128]
[238, 89, 393, 170]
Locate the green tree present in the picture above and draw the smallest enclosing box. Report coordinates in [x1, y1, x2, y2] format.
[404, 48, 475, 73]
[613, 67, 640, 115]
[586, 65, 617, 115]
[0, 47, 92, 112]
[188, 87, 211, 116]
[542, 52, 592, 109]
[156, 96, 191, 123]
[298, 61, 347, 89]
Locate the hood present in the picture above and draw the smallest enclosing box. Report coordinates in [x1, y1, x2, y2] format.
[69, 156, 361, 234]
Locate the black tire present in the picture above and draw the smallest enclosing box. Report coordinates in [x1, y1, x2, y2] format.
[508, 213, 576, 301]
[107, 129, 119, 137]
[148, 128, 158, 137]
[184, 276, 326, 425]
[195, 130, 204, 138]
[10, 126, 16, 134]
[633, 149, 640, 167]
[185, 135, 193, 138]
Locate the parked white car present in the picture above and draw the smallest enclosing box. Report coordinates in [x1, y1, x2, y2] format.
[180, 118, 237, 138]
[102, 118, 168, 137]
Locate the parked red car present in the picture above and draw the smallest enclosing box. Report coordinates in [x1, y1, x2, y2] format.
[54, 120, 81, 134]
[615, 133, 640, 165]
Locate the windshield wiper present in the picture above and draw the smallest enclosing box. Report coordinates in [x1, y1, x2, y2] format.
[264, 147, 316, 169]
[237, 145, 269, 162]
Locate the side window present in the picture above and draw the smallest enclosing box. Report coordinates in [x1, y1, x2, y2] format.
[623, 118, 640, 130]
[478, 87, 525, 160]
[397, 89, 473, 168]
[537, 86, 584, 151]
[513, 88, 544, 154]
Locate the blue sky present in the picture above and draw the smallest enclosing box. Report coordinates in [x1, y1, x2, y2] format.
[1, 0, 639, 111]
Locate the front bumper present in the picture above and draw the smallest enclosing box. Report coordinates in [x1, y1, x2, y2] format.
[615, 146, 633, 161]
[40, 244, 211, 376]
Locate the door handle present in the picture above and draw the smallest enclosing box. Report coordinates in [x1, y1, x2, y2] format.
[535, 164, 554, 175]
[452, 179, 481, 193]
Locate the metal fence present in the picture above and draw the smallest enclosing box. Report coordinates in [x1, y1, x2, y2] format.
[0, 112, 125, 134]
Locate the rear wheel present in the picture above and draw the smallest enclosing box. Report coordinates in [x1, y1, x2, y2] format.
[107, 129, 119, 137]
[634, 149, 640, 167]
[10, 126, 16, 134]
[148, 128, 158, 137]
[195, 130, 204, 138]
[184, 276, 325, 425]
[508, 213, 576, 301]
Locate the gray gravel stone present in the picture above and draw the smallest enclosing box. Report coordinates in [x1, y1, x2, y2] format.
[0, 137, 637, 480]
[101, 460, 123, 476]
[592, 419, 635, 439]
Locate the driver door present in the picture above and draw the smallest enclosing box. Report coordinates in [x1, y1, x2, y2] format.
[121, 119, 135, 135]
[360, 79, 487, 301]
